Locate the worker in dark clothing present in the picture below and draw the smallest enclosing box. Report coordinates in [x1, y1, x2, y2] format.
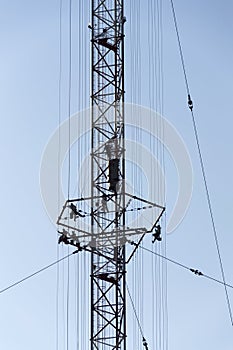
[69, 203, 78, 219]
[94, 28, 117, 52]
[58, 229, 69, 245]
[152, 224, 162, 243]
[69, 203, 85, 220]
[97, 28, 108, 45]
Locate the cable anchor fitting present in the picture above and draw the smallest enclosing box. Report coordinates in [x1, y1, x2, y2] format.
[142, 337, 149, 350]
[129, 240, 138, 248]
[190, 268, 203, 276]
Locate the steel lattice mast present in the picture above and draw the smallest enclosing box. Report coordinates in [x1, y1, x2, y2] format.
[90, 1, 126, 349]
[57, 1, 165, 349]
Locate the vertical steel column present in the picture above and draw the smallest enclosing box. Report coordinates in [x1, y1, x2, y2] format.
[90, 1, 126, 349]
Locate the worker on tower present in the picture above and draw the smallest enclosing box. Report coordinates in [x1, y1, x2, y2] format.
[152, 224, 162, 243]
[96, 28, 108, 44]
[69, 203, 85, 220]
[58, 229, 69, 245]
[94, 27, 117, 52]
[101, 193, 109, 213]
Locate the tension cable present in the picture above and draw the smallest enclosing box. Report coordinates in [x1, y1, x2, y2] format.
[170, 0, 233, 326]
[129, 241, 233, 290]
[126, 282, 149, 350]
[0, 251, 79, 295]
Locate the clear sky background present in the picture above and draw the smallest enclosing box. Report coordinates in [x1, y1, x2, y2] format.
[0, 0, 233, 349]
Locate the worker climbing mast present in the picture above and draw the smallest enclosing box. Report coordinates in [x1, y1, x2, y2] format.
[57, 1, 165, 349]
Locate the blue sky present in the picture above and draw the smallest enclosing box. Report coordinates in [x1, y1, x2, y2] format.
[0, 0, 233, 349]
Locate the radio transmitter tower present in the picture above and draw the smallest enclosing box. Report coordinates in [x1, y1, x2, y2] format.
[57, 1, 165, 349]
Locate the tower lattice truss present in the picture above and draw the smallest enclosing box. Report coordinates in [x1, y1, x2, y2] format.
[57, 1, 165, 349]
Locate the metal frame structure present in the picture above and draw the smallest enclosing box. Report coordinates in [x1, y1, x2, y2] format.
[57, 1, 165, 349]
[90, 1, 126, 348]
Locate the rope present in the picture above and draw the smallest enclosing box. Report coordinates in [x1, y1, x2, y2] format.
[147, 0, 167, 347]
[67, 0, 72, 201]
[66, 247, 70, 350]
[66, 1, 72, 348]
[163, 213, 168, 350]
[57, 1, 63, 349]
[170, 0, 233, 326]
[56, 245, 60, 350]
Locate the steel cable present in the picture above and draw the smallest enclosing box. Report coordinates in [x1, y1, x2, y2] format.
[169, 0, 233, 326]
